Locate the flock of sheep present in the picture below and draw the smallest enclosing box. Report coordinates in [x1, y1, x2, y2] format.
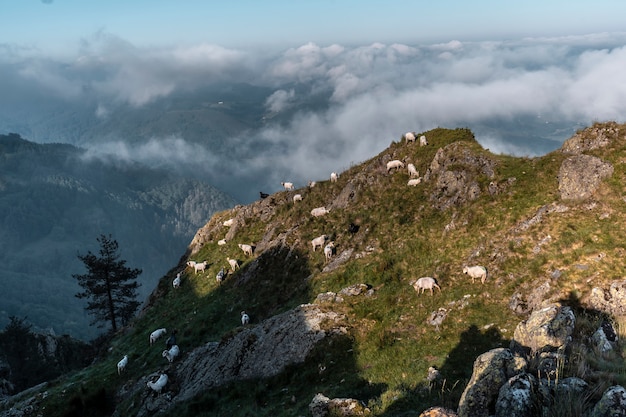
[117, 130, 490, 396]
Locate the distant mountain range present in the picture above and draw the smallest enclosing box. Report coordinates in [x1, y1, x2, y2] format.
[0, 133, 237, 340]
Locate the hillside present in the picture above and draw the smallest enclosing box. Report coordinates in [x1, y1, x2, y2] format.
[3, 122, 626, 416]
[0, 133, 238, 340]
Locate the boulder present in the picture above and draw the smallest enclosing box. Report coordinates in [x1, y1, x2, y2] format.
[589, 385, 626, 417]
[557, 154, 613, 201]
[511, 304, 575, 354]
[495, 373, 538, 417]
[457, 348, 527, 417]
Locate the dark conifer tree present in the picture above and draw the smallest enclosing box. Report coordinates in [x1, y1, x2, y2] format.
[73, 234, 142, 332]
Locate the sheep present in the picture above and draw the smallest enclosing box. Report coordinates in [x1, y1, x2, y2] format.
[117, 355, 128, 375]
[419, 135, 428, 146]
[330, 172, 338, 183]
[147, 373, 168, 394]
[216, 267, 226, 284]
[193, 261, 208, 274]
[407, 163, 419, 178]
[311, 206, 330, 217]
[463, 265, 488, 284]
[223, 218, 234, 227]
[411, 277, 441, 295]
[150, 328, 167, 345]
[407, 178, 422, 186]
[324, 242, 335, 262]
[162, 345, 180, 363]
[172, 272, 181, 289]
[217, 239, 227, 246]
[308, 181, 316, 188]
[293, 194, 303, 203]
[404, 132, 416, 143]
[386, 159, 405, 173]
[281, 181, 295, 191]
[241, 311, 250, 326]
[227, 257, 239, 271]
[238, 243, 254, 256]
[311, 234, 328, 251]
[186, 260, 196, 269]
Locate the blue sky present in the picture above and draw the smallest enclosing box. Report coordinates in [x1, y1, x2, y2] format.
[3, 0, 626, 53]
[1, 0, 626, 199]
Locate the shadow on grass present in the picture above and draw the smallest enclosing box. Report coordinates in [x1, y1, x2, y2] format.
[380, 324, 510, 416]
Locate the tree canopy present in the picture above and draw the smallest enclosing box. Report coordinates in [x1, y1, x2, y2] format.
[73, 234, 142, 332]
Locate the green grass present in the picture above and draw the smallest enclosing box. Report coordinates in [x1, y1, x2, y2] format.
[22, 123, 626, 417]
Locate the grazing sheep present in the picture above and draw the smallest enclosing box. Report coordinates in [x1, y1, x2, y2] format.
[217, 239, 227, 246]
[186, 260, 196, 269]
[412, 277, 441, 295]
[308, 181, 316, 188]
[386, 159, 405, 173]
[281, 181, 295, 191]
[407, 178, 422, 186]
[419, 135, 428, 146]
[311, 206, 330, 217]
[324, 242, 335, 262]
[147, 373, 168, 394]
[172, 273, 181, 289]
[223, 218, 234, 227]
[216, 267, 226, 284]
[404, 132, 416, 143]
[193, 261, 208, 274]
[407, 163, 419, 178]
[311, 234, 328, 251]
[330, 172, 338, 183]
[117, 355, 128, 375]
[150, 328, 167, 345]
[463, 265, 488, 284]
[162, 345, 180, 363]
[260, 191, 270, 199]
[227, 257, 239, 271]
[241, 311, 250, 326]
[238, 243, 254, 256]
[293, 194, 303, 203]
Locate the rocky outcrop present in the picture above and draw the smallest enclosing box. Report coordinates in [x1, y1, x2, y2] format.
[124, 304, 347, 416]
[588, 280, 626, 317]
[511, 304, 575, 354]
[560, 122, 621, 154]
[309, 393, 370, 417]
[424, 142, 496, 210]
[557, 154, 613, 201]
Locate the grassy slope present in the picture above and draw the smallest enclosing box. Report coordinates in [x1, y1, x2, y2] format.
[21, 123, 626, 416]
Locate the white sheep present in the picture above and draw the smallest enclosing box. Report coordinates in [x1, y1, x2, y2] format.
[308, 181, 316, 188]
[281, 181, 295, 191]
[404, 132, 416, 143]
[150, 328, 167, 345]
[407, 163, 419, 178]
[217, 239, 227, 246]
[193, 261, 208, 274]
[117, 355, 128, 375]
[162, 345, 180, 363]
[412, 277, 441, 295]
[407, 178, 422, 186]
[227, 257, 239, 271]
[324, 242, 335, 262]
[311, 206, 330, 217]
[186, 260, 196, 269]
[172, 273, 181, 289]
[419, 135, 428, 146]
[147, 373, 168, 394]
[238, 243, 254, 256]
[311, 234, 328, 251]
[241, 311, 250, 326]
[216, 267, 226, 284]
[386, 159, 405, 173]
[463, 265, 488, 284]
[223, 218, 234, 227]
[293, 194, 303, 203]
[330, 172, 338, 183]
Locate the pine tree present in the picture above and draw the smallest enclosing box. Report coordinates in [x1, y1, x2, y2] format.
[73, 234, 142, 332]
